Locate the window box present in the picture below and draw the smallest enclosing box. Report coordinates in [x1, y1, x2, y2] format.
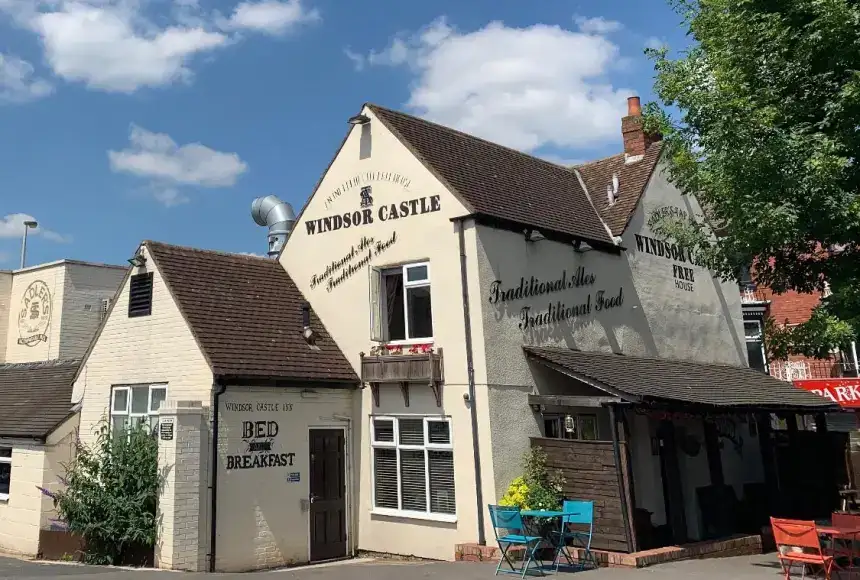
[360, 349, 444, 407]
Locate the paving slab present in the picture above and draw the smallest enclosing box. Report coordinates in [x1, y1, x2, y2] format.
[0, 554, 787, 580]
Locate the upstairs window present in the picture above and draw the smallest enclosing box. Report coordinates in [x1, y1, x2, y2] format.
[745, 320, 767, 372]
[111, 384, 167, 436]
[370, 262, 433, 343]
[128, 273, 154, 318]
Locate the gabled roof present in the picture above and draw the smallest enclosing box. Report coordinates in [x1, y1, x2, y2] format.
[0, 359, 79, 439]
[575, 141, 663, 236]
[524, 346, 834, 410]
[145, 241, 358, 384]
[367, 104, 616, 248]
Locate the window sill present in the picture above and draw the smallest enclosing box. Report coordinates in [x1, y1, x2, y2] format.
[380, 339, 435, 347]
[371, 508, 457, 523]
[0, 494, 9, 503]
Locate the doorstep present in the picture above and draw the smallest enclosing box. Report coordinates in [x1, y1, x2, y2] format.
[454, 534, 762, 568]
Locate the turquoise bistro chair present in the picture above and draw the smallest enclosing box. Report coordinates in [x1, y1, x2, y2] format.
[488, 505, 545, 577]
[555, 499, 596, 570]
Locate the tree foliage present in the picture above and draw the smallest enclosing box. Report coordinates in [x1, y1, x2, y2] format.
[644, 0, 860, 355]
[51, 419, 161, 565]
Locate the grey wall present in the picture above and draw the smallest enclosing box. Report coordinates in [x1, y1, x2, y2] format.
[58, 264, 126, 360]
[476, 162, 747, 498]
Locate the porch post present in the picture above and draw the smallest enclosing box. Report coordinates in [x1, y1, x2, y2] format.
[609, 405, 637, 553]
[755, 413, 779, 507]
[703, 419, 725, 486]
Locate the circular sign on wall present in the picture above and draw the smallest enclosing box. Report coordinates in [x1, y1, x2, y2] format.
[17, 280, 52, 347]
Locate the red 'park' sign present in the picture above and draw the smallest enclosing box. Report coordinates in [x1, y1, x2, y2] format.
[794, 379, 860, 408]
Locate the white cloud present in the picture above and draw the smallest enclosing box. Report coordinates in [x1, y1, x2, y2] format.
[220, 0, 319, 36]
[355, 17, 634, 152]
[645, 36, 667, 50]
[0, 53, 53, 103]
[344, 47, 365, 71]
[108, 124, 248, 206]
[0, 213, 70, 243]
[0, 0, 319, 95]
[574, 16, 622, 35]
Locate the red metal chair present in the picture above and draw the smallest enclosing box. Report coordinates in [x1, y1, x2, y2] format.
[771, 517, 834, 580]
[830, 512, 860, 563]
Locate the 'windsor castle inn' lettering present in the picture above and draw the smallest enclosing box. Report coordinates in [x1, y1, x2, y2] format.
[634, 232, 704, 292]
[488, 267, 624, 330]
[306, 195, 441, 235]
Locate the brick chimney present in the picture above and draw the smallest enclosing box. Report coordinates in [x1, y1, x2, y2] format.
[622, 96, 660, 159]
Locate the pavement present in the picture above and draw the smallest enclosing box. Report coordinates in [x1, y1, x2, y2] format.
[0, 553, 788, 580]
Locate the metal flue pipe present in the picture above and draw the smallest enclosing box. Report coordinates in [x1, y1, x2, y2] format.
[251, 195, 296, 258]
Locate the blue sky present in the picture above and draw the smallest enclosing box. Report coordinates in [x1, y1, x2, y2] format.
[0, 0, 689, 267]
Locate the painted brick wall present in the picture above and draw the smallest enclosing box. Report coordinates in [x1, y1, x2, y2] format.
[72, 245, 213, 441]
[0, 442, 47, 556]
[57, 264, 126, 360]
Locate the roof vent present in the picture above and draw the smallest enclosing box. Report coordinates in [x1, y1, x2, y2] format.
[251, 195, 296, 258]
[606, 173, 620, 206]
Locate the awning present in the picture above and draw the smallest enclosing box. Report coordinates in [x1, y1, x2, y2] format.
[795, 378, 860, 409]
[524, 347, 837, 412]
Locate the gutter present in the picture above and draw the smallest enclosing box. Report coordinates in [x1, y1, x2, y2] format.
[207, 378, 227, 573]
[456, 218, 486, 546]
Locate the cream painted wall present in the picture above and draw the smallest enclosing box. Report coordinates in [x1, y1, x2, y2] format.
[280, 108, 496, 560]
[4, 264, 65, 363]
[0, 262, 125, 365]
[39, 415, 79, 530]
[0, 441, 47, 555]
[72, 246, 213, 444]
[215, 387, 354, 572]
[0, 272, 12, 362]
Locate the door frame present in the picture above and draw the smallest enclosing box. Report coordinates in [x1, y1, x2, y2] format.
[306, 424, 351, 563]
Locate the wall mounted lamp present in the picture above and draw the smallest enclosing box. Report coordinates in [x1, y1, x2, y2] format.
[348, 114, 370, 125]
[127, 254, 147, 267]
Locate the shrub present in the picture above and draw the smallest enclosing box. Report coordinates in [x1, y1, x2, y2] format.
[47, 418, 162, 565]
[499, 447, 565, 511]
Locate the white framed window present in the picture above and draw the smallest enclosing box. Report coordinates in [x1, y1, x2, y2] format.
[370, 262, 433, 343]
[744, 320, 767, 372]
[371, 416, 455, 521]
[0, 447, 11, 501]
[111, 384, 167, 436]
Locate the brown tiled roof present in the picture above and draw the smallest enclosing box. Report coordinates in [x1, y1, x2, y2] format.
[524, 346, 834, 409]
[367, 104, 615, 247]
[146, 242, 358, 384]
[575, 141, 663, 236]
[0, 359, 78, 438]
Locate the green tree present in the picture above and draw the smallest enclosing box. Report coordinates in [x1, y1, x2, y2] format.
[50, 419, 162, 565]
[644, 0, 860, 357]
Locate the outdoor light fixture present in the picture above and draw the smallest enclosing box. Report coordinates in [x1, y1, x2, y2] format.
[524, 229, 546, 242]
[347, 113, 370, 125]
[127, 254, 147, 268]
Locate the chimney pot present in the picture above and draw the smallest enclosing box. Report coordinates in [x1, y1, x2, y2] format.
[627, 96, 641, 117]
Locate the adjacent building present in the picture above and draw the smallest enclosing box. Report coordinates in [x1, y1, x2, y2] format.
[0, 260, 125, 556]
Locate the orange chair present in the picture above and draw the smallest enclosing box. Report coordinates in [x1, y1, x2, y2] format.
[830, 512, 860, 562]
[771, 517, 834, 580]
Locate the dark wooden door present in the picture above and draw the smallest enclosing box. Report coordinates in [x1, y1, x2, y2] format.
[309, 429, 347, 562]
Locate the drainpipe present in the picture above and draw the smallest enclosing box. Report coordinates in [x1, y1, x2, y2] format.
[456, 218, 486, 546]
[208, 378, 227, 572]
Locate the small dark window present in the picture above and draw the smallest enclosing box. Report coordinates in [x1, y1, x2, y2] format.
[128, 273, 154, 318]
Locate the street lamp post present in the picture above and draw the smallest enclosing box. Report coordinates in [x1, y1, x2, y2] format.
[20, 220, 37, 269]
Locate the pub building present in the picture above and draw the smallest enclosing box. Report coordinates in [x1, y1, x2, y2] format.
[71, 96, 838, 572]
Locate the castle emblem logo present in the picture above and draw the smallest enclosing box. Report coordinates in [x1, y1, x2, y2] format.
[359, 185, 373, 208]
[17, 280, 51, 347]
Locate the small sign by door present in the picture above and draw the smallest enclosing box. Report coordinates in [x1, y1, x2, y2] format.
[159, 418, 174, 441]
